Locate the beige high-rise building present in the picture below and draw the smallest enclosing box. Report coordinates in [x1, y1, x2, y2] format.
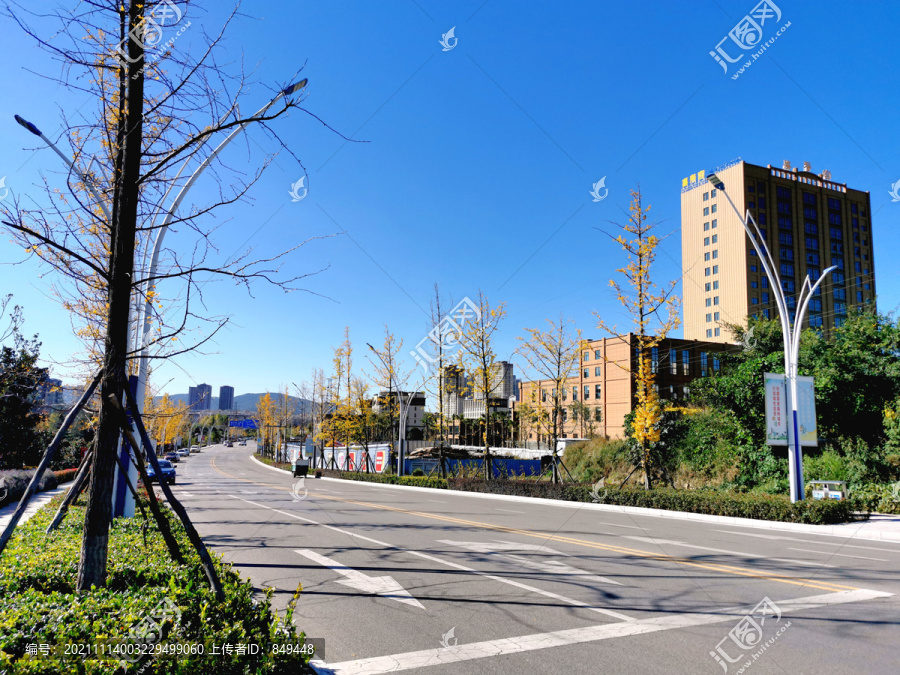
[681, 159, 875, 342]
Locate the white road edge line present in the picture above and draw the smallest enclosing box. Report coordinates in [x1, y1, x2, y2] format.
[716, 530, 900, 553]
[313, 589, 893, 675]
[788, 547, 888, 562]
[228, 495, 634, 622]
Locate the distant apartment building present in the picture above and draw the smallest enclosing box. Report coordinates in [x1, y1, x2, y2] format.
[188, 383, 212, 410]
[681, 159, 875, 343]
[39, 378, 64, 407]
[518, 335, 731, 440]
[218, 385, 234, 410]
[372, 390, 426, 438]
[441, 361, 516, 420]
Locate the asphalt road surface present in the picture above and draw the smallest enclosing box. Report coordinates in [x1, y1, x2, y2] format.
[172, 444, 899, 674]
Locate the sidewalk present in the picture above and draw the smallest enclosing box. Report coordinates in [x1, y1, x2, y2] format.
[0, 486, 67, 532]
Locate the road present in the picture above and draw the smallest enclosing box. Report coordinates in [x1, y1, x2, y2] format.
[172, 444, 899, 674]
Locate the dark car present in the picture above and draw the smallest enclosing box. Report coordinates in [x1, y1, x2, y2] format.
[147, 459, 176, 485]
[164, 452, 179, 463]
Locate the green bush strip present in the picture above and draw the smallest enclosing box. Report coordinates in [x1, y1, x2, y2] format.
[0, 492, 311, 674]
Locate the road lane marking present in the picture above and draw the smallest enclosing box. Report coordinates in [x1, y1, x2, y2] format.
[212, 456, 858, 593]
[495, 508, 524, 513]
[440, 540, 623, 586]
[623, 536, 835, 569]
[295, 549, 425, 609]
[313, 589, 893, 675]
[788, 547, 888, 562]
[717, 530, 900, 553]
[229, 496, 634, 622]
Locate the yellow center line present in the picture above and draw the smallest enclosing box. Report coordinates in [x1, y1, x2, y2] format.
[209, 455, 859, 593]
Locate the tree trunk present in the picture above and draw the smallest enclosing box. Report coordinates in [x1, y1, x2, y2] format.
[77, 0, 146, 591]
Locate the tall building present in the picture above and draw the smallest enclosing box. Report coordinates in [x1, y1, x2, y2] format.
[189, 383, 212, 410]
[518, 335, 731, 440]
[441, 362, 516, 419]
[218, 385, 234, 410]
[681, 159, 875, 342]
[39, 378, 64, 407]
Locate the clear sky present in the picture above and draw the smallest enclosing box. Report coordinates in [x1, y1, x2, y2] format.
[1, 0, 898, 399]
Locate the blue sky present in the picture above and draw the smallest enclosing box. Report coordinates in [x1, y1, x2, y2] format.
[1, 0, 898, 399]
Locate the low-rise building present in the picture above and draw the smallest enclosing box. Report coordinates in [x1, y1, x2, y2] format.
[518, 334, 733, 441]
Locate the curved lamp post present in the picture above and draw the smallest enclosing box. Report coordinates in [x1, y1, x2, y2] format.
[706, 170, 835, 502]
[367, 343, 414, 477]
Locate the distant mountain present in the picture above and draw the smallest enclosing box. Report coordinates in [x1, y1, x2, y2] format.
[153, 392, 311, 414]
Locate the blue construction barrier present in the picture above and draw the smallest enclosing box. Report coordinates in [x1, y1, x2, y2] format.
[404, 457, 542, 478]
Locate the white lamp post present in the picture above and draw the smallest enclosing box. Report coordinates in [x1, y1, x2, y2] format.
[367, 343, 415, 476]
[706, 170, 834, 502]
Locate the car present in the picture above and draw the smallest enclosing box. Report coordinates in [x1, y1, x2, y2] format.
[146, 459, 176, 484]
[239, 440, 247, 446]
[190, 445, 200, 453]
[224, 440, 233, 447]
[176, 449, 190, 458]
[164, 452, 179, 463]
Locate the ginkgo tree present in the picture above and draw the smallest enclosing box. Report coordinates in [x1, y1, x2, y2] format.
[596, 188, 680, 489]
[0, 1, 345, 589]
[516, 315, 583, 483]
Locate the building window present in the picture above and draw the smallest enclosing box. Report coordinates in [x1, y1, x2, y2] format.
[778, 215, 793, 229]
[810, 315, 823, 328]
[584, 385, 590, 399]
[751, 280, 758, 289]
[703, 191, 709, 201]
[705, 282, 711, 291]
[851, 203, 858, 215]
[751, 297, 759, 305]
[713, 280, 719, 290]
[584, 352, 589, 361]
[712, 219, 718, 228]
[712, 234, 718, 244]
[710, 188, 717, 198]
[594, 350, 601, 359]
[829, 212, 842, 226]
[705, 267, 710, 277]
[595, 384, 602, 399]
[834, 288, 847, 301]
[583, 368, 589, 378]
[810, 298, 822, 312]
[835, 302, 847, 315]
[714, 312, 720, 321]
[711, 204, 717, 213]
[700, 352, 709, 376]
[750, 264, 757, 272]
[712, 265, 719, 274]
[703, 207, 709, 216]
[857, 290, 863, 302]
[541, 390, 547, 402]
[758, 212, 767, 225]
[777, 186, 791, 199]
[594, 366, 601, 376]
[748, 200, 755, 209]
[761, 277, 768, 288]
[594, 408, 602, 422]
[705, 297, 711, 307]
[782, 279, 795, 293]
[562, 411, 568, 422]
[706, 329, 712, 338]
[712, 250, 718, 259]
[780, 248, 794, 261]
[706, 313, 712, 323]
[704, 222, 710, 231]
[762, 292, 770, 303]
[829, 227, 843, 240]
[804, 222, 818, 235]
[704, 237, 710, 246]
[651, 347, 658, 374]
[682, 350, 690, 374]
[831, 257, 844, 269]
[805, 238, 818, 251]
[779, 232, 794, 246]
[670, 349, 677, 375]
[803, 192, 816, 205]
[714, 296, 719, 305]
[780, 263, 795, 277]
[704, 252, 710, 261]
[572, 386, 577, 401]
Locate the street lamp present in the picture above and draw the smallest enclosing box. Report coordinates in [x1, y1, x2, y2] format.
[367, 343, 414, 476]
[133, 79, 309, 417]
[706, 170, 835, 502]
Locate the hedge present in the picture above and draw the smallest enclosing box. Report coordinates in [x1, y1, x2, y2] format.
[850, 483, 900, 515]
[0, 470, 58, 509]
[319, 469, 448, 490]
[0, 492, 312, 674]
[448, 479, 861, 525]
[53, 468, 79, 485]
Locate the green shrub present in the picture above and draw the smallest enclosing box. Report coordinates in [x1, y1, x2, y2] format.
[53, 468, 78, 485]
[321, 469, 447, 490]
[0, 493, 311, 673]
[563, 437, 630, 484]
[802, 450, 849, 483]
[448, 479, 859, 525]
[850, 482, 900, 515]
[0, 469, 58, 508]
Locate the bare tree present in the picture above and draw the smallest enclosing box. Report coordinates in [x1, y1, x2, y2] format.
[1, 1, 349, 588]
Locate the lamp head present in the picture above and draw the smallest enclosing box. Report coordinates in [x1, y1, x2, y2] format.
[706, 171, 725, 190]
[14, 114, 41, 136]
[282, 79, 308, 97]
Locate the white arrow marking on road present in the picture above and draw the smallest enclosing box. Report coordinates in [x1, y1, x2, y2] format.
[439, 540, 622, 586]
[622, 536, 835, 568]
[295, 549, 425, 609]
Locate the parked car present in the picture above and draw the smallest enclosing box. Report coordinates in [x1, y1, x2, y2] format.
[190, 445, 200, 453]
[239, 440, 247, 446]
[224, 440, 233, 447]
[164, 452, 179, 463]
[146, 459, 176, 485]
[176, 449, 190, 458]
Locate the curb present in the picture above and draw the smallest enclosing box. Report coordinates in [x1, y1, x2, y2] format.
[246, 454, 900, 545]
